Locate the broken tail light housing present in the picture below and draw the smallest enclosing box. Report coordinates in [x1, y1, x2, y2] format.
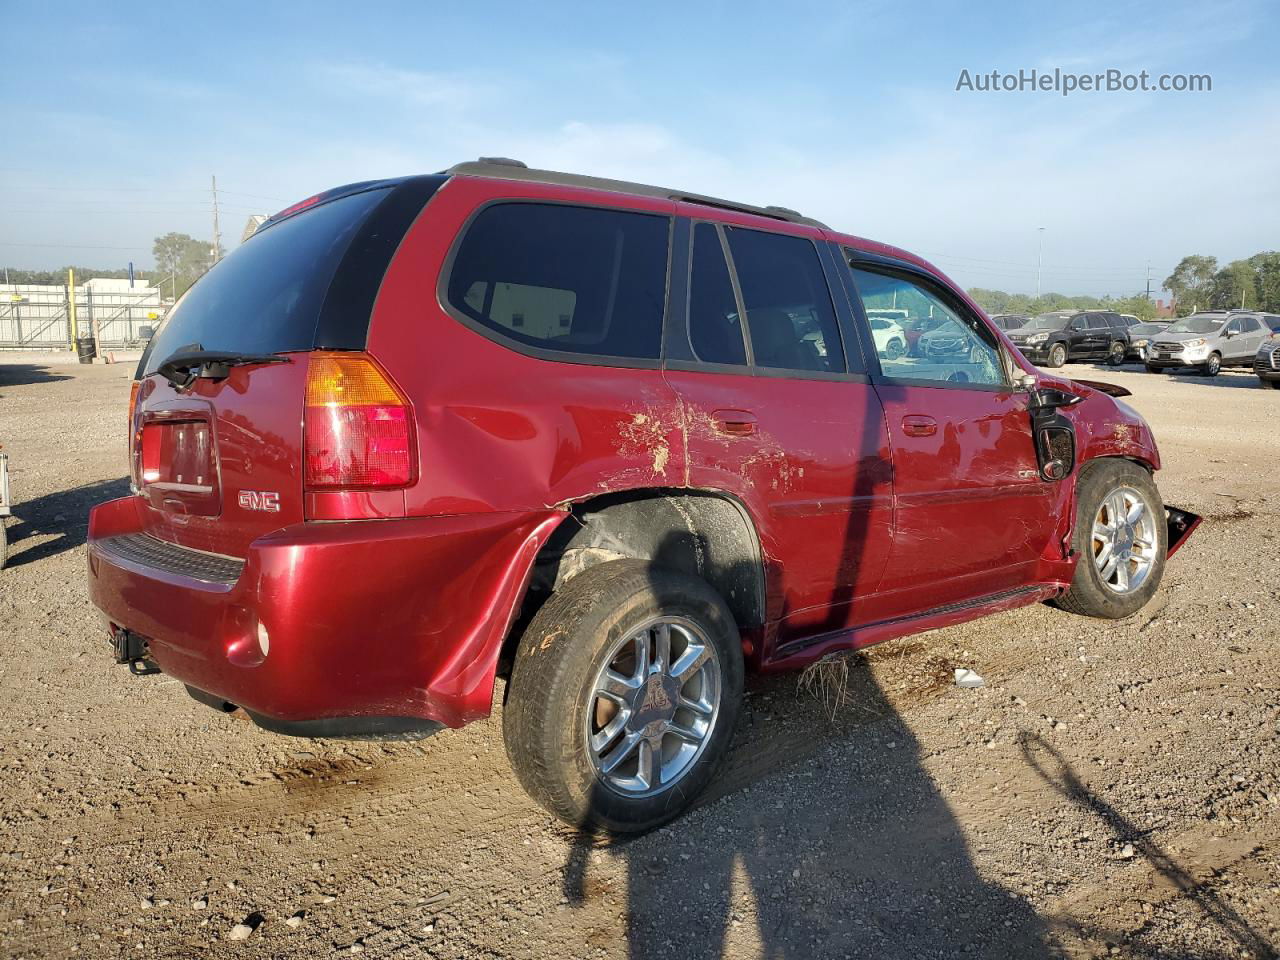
[304, 352, 414, 489]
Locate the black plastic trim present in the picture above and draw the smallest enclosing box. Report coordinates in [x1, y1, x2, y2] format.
[245, 710, 445, 741]
[314, 175, 449, 350]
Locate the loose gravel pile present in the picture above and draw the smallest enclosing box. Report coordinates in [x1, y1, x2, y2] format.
[0, 358, 1276, 959]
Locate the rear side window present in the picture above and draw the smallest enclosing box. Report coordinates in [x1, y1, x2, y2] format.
[724, 228, 845, 374]
[688, 223, 747, 365]
[144, 188, 390, 375]
[446, 203, 669, 361]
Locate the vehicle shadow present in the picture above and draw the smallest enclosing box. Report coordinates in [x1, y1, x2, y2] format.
[4, 476, 129, 567]
[561, 370, 1062, 958]
[1019, 732, 1275, 959]
[0, 363, 73, 392]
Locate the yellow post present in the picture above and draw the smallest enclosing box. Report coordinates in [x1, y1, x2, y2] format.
[68, 268, 77, 349]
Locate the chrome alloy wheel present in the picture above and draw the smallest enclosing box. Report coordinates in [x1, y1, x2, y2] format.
[1092, 486, 1158, 594]
[585, 616, 722, 798]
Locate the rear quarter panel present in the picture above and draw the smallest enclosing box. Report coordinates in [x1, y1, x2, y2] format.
[368, 176, 686, 517]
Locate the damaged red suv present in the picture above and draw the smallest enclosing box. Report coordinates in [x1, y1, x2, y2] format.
[88, 159, 1199, 832]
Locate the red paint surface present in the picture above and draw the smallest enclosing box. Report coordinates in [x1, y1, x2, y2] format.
[88, 173, 1191, 731]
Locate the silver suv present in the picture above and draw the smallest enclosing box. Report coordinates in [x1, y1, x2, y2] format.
[1146, 310, 1277, 376]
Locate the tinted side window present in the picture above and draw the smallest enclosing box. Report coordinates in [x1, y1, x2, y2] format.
[725, 228, 846, 374]
[446, 203, 669, 360]
[687, 223, 746, 366]
[848, 266, 1005, 388]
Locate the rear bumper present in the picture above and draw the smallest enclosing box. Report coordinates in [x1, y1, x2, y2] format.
[87, 496, 562, 730]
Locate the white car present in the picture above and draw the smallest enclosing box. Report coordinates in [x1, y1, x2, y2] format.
[866, 312, 907, 359]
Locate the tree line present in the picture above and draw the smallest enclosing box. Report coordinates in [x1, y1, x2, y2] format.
[2, 232, 214, 298]
[969, 250, 1280, 320]
[1162, 252, 1280, 315]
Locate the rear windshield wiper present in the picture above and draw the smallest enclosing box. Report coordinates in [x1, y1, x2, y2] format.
[156, 343, 289, 389]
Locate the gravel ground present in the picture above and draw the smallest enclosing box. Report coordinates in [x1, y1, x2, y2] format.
[0, 356, 1277, 960]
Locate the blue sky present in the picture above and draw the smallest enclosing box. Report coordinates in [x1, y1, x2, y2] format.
[1, 0, 1275, 296]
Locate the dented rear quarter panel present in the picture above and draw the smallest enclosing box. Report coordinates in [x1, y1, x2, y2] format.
[369, 176, 685, 519]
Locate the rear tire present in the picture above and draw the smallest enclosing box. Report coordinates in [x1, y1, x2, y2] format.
[1047, 343, 1067, 368]
[1201, 352, 1221, 377]
[503, 560, 744, 834]
[1054, 459, 1166, 619]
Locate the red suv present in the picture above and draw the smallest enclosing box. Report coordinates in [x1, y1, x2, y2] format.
[88, 159, 1199, 833]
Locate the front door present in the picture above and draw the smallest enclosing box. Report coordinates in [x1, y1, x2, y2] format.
[664, 217, 895, 645]
[844, 262, 1065, 612]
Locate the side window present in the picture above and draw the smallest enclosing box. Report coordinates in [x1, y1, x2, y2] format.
[446, 202, 669, 360]
[1243, 317, 1261, 333]
[848, 265, 1006, 387]
[687, 223, 747, 366]
[724, 228, 847, 374]
[1087, 314, 1107, 330]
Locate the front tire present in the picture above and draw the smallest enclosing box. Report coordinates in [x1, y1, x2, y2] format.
[1106, 341, 1126, 365]
[1144, 363, 1162, 373]
[503, 560, 744, 834]
[1201, 352, 1221, 377]
[1047, 343, 1067, 368]
[1054, 459, 1167, 619]
[1261, 378, 1280, 390]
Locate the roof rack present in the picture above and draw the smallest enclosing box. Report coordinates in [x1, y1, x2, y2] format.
[444, 158, 829, 229]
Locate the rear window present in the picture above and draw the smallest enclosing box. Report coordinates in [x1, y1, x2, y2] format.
[445, 202, 670, 361]
[143, 188, 389, 375]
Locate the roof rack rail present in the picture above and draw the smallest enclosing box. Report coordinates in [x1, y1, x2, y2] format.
[444, 159, 828, 229]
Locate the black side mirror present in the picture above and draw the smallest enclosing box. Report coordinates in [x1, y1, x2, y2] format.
[1027, 388, 1083, 481]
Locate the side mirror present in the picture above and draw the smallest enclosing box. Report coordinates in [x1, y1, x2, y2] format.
[1015, 373, 1037, 392]
[1028, 387, 1084, 411]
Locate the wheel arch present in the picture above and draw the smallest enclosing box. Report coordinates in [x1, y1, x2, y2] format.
[500, 488, 767, 672]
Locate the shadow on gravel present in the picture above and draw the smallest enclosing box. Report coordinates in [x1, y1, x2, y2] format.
[1142, 370, 1266, 391]
[5, 476, 129, 568]
[563, 369, 1061, 959]
[1020, 732, 1275, 959]
[0, 363, 73, 392]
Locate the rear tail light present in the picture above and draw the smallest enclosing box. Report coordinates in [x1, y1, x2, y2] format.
[127, 381, 141, 487]
[304, 352, 413, 489]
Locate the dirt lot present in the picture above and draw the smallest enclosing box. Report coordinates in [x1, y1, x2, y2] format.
[0, 357, 1277, 960]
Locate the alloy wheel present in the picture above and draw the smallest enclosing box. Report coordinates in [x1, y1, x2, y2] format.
[1091, 486, 1158, 595]
[584, 616, 722, 798]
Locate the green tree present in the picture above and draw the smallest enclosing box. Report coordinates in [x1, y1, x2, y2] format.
[1248, 252, 1280, 312]
[1163, 255, 1217, 315]
[152, 232, 213, 296]
[1209, 260, 1257, 309]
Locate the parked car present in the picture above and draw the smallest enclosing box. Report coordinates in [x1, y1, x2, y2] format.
[1006, 310, 1131, 368]
[918, 318, 982, 361]
[1146, 310, 1278, 376]
[1251, 315, 1280, 388]
[989, 313, 1031, 331]
[865, 311, 907, 359]
[899, 314, 950, 355]
[87, 159, 1199, 833]
[1125, 321, 1170, 361]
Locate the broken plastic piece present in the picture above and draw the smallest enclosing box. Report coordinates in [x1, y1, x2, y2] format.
[954, 668, 985, 688]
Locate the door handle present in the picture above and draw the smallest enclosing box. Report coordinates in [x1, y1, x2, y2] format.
[901, 415, 937, 437]
[711, 409, 757, 436]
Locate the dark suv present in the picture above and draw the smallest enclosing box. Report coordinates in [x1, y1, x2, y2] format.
[87, 160, 1198, 833]
[1007, 310, 1131, 368]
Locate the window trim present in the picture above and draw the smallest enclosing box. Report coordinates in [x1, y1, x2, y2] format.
[844, 250, 1015, 393]
[437, 197, 674, 370]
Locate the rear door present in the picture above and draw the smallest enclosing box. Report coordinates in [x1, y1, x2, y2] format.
[844, 259, 1062, 611]
[132, 184, 435, 557]
[662, 215, 894, 643]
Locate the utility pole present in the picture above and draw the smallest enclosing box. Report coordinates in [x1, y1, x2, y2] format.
[211, 175, 222, 263]
[1145, 262, 1152, 301]
[1036, 227, 1045, 299]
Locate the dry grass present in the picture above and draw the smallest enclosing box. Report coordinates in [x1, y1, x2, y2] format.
[796, 654, 852, 723]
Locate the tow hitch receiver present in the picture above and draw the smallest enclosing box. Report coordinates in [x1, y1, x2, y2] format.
[1166, 506, 1202, 560]
[112, 628, 162, 675]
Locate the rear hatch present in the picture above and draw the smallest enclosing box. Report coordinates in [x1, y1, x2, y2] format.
[131, 177, 443, 558]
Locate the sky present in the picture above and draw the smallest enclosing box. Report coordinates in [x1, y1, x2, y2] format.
[0, 0, 1276, 297]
